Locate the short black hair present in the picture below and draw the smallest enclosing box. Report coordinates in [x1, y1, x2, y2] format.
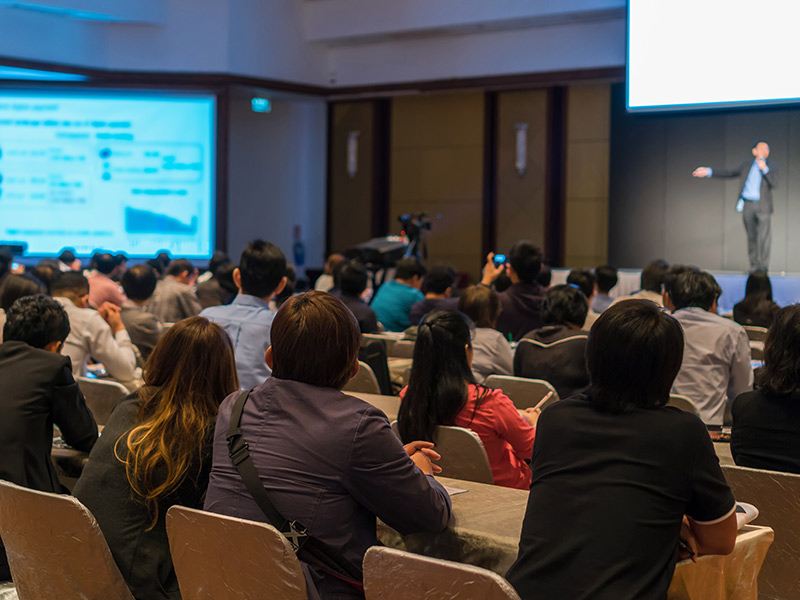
[95, 252, 117, 275]
[753, 140, 768, 150]
[215, 262, 239, 297]
[744, 270, 772, 300]
[670, 270, 721, 311]
[423, 265, 455, 295]
[238, 240, 286, 298]
[51, 271, 90, 296]
[122, 264, 158, 301]
[587, 300, 684, 413]
[594, 265, 618, 293]
[339, 261, 368, 298]
[536, 264, 552, 288]
[508, 241, 543, 284]
[31, 261, 59, 293]
[640, 260, 669, 293]
[0, 274, 42, 311]
[167, 258, 195, 278]
[3, 294, 70, 349]
[567, 269, 596, 299]
[662, 265, 699, 299]
[543, 284, 588, 327]
[208, 250, 229, 276]
[395, 258, 426, 281]
[58, 248, 76, 265]
[0, 249, 11, 281]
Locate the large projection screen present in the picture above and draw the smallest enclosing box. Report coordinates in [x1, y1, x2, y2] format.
[627, 0, 798, 112]
[0, 90, 216, 258]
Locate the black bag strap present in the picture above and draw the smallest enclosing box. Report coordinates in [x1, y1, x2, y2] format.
[225, 390, 363, 586]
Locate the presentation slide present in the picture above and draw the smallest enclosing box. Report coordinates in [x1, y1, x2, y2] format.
[0, 90, 216, 258]
[628, 0, 798, 111]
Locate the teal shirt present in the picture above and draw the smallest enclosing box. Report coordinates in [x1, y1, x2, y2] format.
[370, 280, 425, 332]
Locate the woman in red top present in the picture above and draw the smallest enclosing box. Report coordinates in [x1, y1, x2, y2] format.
[398, 310, 539, 489]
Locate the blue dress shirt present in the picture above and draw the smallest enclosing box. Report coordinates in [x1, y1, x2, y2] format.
[742, 159, 768, 201]
[200, 294, 276, 390]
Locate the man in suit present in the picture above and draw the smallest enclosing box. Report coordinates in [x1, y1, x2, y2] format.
[693, 141, 778, 271]
[0, 294, 98, 580]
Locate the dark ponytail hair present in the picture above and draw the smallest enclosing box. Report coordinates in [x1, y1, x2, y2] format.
[398, 310, 479, 443]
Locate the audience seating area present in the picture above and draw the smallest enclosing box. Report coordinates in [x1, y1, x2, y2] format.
[75, 377, 129, 426]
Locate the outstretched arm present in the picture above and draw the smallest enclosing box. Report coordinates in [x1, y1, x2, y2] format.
[692, 163, 743, 179]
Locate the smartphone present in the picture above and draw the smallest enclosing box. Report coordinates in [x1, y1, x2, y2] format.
[11, 262, 19, 270]
[493, 254, 506, 267]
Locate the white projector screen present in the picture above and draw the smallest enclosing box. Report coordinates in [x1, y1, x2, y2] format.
[627, 0, 799, 111]
[0, 90, 216, 258]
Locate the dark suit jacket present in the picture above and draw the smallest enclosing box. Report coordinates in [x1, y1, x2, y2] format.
[0, 341, 98, 579]
[711, 158, 778, 214]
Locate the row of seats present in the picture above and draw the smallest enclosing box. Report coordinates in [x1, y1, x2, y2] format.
[0, 481, 520, 600]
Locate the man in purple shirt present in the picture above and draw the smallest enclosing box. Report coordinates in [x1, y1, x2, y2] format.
[204, 292, 451, 599]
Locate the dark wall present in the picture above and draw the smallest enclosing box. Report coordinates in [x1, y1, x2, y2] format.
[609, 84, 800, 272]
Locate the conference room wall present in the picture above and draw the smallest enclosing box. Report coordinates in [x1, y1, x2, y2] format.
[226, 93, 327, 273]
[495, 90, 548, 258]
[389, 92, 485, 280]
[328, 102, 377, 255]
[609, 84, 800, 272]
[564, 84, 610, 269]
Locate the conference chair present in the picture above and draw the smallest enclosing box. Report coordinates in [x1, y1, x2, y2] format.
[484, 375, 560, 411]
[166, 506, 307, 600]
[666, 394, 700, 416]
[742, 325, 768, 343]
[722, 465, 800, 600]
[0, 582, 16, 600]
[750, 343, 764, 361]
[76, 376, 129, 426]
[0, 480, 134, 600]
[391, 422, 493, 485]
[363, 546, 521, 600]
[343, 361, 382, 395]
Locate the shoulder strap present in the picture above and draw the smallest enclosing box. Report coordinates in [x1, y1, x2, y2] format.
[225, 390, 363, 585]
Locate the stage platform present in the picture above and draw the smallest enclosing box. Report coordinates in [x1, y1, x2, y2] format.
[552, 269, 800, 314]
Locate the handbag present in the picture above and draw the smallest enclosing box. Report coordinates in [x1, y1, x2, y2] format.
[225, 390, 364, 590]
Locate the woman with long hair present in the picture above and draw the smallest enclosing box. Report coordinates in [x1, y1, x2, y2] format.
[398, 309, 538, 489]
[731, 304, 800, 473]
[733, 270, 778, 327]
[74, 317, 239, 600]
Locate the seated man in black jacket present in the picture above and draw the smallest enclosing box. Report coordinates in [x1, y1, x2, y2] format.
[0, 294, 98, 580]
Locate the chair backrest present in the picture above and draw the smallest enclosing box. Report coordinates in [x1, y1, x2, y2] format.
[343, 361, 382, 395]
[484, 375, 560, 411]
[743, 325, 768, 342]
[750, 343, 764, 361]
[0, 480, 134, 600]
[76, 376, 129, 426]
[667, 394, 700, 416]
[359, 338, 394, 395]
[391, 340, 415, 359]
[166, 506, 307, 600]
[722, 465, 800, 600]
[363, 546, 520, 600]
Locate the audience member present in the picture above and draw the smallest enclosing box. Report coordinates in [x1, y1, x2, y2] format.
[111, 253, 128, 283]
[196, 251, 236, 308]
[370, 258, 426, 331]
[272, 263, 296, 309]
[30, 260, 60, 293]
[51, 272, 137, 382]
[535, 264, 552, 288]
[458, 285, 513, 382]
[590, 264, 618, 313]
[0, 249, 12, 286]
[74, 317, 237, 600]
[733, 270, 779, 328]
[662, 264, 700, 311]
[120, 264, 165, 361]
[408, 265, 459, 325]
[668, 270, 752, 426]
[0, 274, 42, 343]
[0, 295, 98, 580]
[147, 258, 202, 323]
[567, 268, 599, 330]
[315, 253, 346, 292]
[731, 305, 800, 473]
[204, 292, 451, 597]
[613, 259, 669, 307]
[480, 241, 546, 341]
[88, 252, 126, 308]
[336, 260, 379, 333]
[514, 285, 590, 399]
[57, 248, 81, 272]
[201, 240, 287, 390]
[506, 300, 737, 599]
[399, 310, 538, 489]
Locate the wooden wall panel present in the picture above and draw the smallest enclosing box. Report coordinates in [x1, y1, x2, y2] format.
[389, 92, 484, 279]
